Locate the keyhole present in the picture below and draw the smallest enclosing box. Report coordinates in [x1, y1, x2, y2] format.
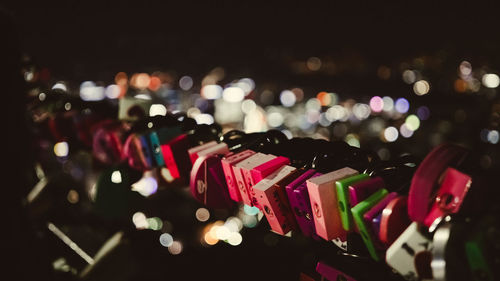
[196, 180, 206, 194]
[313, 202, 321, 218]
[402, 242, 415, 256]
[436, 193, 457, 212]
[339, 201, 345, 212]
[264, 206, 273, 217]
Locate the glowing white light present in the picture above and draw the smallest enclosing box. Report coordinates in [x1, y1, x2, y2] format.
[64, 102, 71, 111]
[195, 208, 210, 222]
[222, 87, 244, 102]
[242, 215, 258, 228]
[215, 226, 231, 240]
[80, 81, 105, 101]
[326, 105, 347, 121]
[400, 124, 414, 138]
[306, 98, 322, 111]
[353, 103, 371, 120]
[280, 90, 296, 107]
[39, 92, 46, 101]
[395, 98, 409, 114]
[24, 71, 34, 82]
[267, 112, 284, 127]
[105, 84, 121, 99]
[111, 170, 122, 184]
[201, 84, 223, 99]
[306, 110, 320, 124]
[241, 99, 257, 114]
[384, 127, 399, 142]
[487, 130, 499, 144]
[54, 142, 69, 157]
[159, 233, 174, 247]
[149, 104, 167, 116]
[52, 82, 67, 92]
[179, 76, 193, 90]
[134, 93, 151, 100]
[168, 241, 183, 255]
[227, 232, 243, 246]
[132, 212, 148, 229]
[160, 168, 175, 183]
[318, 113, 332, 127]
[402, 70, 417, 84]
[225, 217, 243, 232]
[369, 96, 384, 112]
[194, 113, 215, 125]
[413, 80, 430, 95]
[281, 129, 293, 139]
[482, 73, 500, 88]
[235, 78, 255, 94]
[131, 175, 158, 197]
[382, 96, 394, 112]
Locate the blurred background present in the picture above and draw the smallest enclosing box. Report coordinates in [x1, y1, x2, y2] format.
[2, 1, 500, 280]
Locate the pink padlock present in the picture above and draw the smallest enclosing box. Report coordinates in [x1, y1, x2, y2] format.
[423, 167, 472, 229]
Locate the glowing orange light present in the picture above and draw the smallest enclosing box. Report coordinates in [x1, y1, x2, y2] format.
[135, 73, 151, 89]
[115, 72, 128, 86]
[316, 92, 331, 106]
[204, 232, 218, 245]
[454, 79, 467, 93]
[148, 76, 161, 91]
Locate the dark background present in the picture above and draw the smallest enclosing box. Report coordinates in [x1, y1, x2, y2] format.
[2, 1, 500, 281]
[5, 1, 500, 84]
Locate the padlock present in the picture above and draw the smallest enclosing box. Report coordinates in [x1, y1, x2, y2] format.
[286, 169, 322, 239]
[249, 156, 290, 208]
[348, 177, 385, 207]
[253, 165, 301, 235]
[160, 134, 192, 181]
[423, 167, 472, 230]
[386, 222, 434, 281]
[148, 126, 183, 167]
[232, 153, 276, 207]
[306, 167, 358, 249]
[408, 143, 468, 223]
[379, 196, 411, 246]
[350, 188, 388, 261]
[336, 173, 370, 231]
[221, 150, 256, 202]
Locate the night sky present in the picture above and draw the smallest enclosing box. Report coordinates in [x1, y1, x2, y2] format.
[4, 1, 500, 83]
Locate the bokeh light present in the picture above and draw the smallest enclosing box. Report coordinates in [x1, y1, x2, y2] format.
[195, 208, 210, 222]
[202, 84, 222, 100]
[54, 142, 69, 157]
[159, 233, 173, 247]
[369, 96, 384, 112]
[222, 87, 245, 102]
[413, 80, 430, 95]
[400, 123, 414, 138]
[482, 73, 500, 88]
[383, 126, 399, 142]
[168, 241, 183, 255]
[179, 75, 194, 90]
[280, 90, 296, 107]
[149, 104, 167, 116]
[405, 114, 421, 131]
[395, 98, 409, 113]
